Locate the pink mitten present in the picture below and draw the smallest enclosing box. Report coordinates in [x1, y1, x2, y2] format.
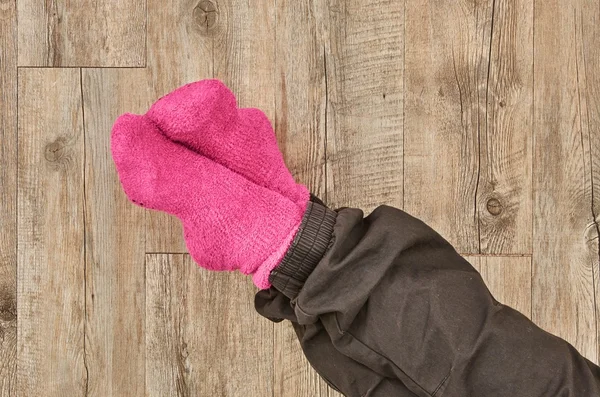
[111, 113, 307, 289]
[145, 80, 309, 206]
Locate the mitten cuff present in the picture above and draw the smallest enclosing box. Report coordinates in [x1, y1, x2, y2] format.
[268, 200, 337, 299]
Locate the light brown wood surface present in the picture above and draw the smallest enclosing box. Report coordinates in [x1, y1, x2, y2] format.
[17, 0, 146, 67]
[82, 69, 147, 396]
[325, 0, 404, 211]
[17, 68, 87, 395]
[4, 0, 600, 395]
[404, 0, 533, 255]
[0, 0, 17, 393]
[146, 254, 272, 396]
[532, 0, 600, 364]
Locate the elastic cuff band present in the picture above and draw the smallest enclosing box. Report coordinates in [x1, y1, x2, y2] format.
[269, 200, 337, 299]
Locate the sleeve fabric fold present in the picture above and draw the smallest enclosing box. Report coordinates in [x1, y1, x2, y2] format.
[256, 203, 600, 397]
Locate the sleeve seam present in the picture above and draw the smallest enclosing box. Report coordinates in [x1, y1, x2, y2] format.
[332, 314, 436, 397]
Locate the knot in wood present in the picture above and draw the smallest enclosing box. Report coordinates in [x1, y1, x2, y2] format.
[0, 306, 16, 323]
[0, 0, 16, 20]
[0, 289, 16, 323]
[486, 198, 503, 216]
[44, 138, 67, 163]
[193, 0, 218, 29]
[584, 220, 599, 244]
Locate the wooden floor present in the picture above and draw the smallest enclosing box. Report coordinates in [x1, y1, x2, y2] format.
[1, 0, 599, 395]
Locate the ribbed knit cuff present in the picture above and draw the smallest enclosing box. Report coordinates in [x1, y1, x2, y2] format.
[269, 200, 337, 299]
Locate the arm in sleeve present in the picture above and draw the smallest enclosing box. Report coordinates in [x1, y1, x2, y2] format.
[289, 205, 600, 397]
[255, 287, 419, 397]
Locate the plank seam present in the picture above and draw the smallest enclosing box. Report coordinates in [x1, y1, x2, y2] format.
[145, 252, 188, 255]
[16, 66, 148, 69]
[459, 253, 532, 258]
[530, 0, 536, 322]
[79, 67, 90, 396]
[15, 30, 20, 397]
[478, 0, 497, 255]
[323, 45, 329, 205]
[402, 0, 406, 210]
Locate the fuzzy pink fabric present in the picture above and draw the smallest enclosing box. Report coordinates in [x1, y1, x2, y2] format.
[111, 81, 309, 289]
[146, 80, 309, 206]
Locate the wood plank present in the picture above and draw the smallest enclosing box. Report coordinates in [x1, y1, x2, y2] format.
[81, 68, 147, 395]
[145, 254, 272, 396]
[325, 0, 403, 212]
[273, 1, 332, 395]
[210, 2, 283, 391]
[144, 0, 281, 252]
[404, 0, 533, 254]
[583, 0, 600, 364]
[17, 0, 146, 67]
[0, 0, 17, 393]
[477, 0, 533, 254]
[404, 0, 482, 252]
[143, 0, 214, 253]
[17, 68, 86, 395]
[275, 0, 327, 199]
[533, 0, 599, 364]
[145, 0, 212, 99]
[213, 0, 276, 124]
[469, 256, 532, 318]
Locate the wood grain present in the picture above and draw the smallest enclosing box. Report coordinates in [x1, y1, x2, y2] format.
[143, 0, 213, 253]
[533, 0, 600, 364]
[275, 0, 327, 199]
[82, 68, 147, 396]
[404, 0, 482, 252]
[468, 255, 532, 318]
[17, 68, 86, 395]
[325, 0, 403, 212]
[273, 0, 332, 395]
[144, 0, 280, 252]
[477, 0, 533, 255]
[8, 0, 600, 393]
[17, 0, 146, 67]
[0, 0, 17, 393]
[582, 1, 600, 363]
[404, 0, 533, 254]
[212, 0, 276, 110]
[145, 254, 272, 396]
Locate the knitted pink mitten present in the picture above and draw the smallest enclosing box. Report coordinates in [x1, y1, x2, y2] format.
[111, 113, 307, 289]
[145, 79, 309, 206]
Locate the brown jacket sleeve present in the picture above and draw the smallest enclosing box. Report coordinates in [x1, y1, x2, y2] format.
[257, 203, 600, 397]
[255, 286, 419, 396]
